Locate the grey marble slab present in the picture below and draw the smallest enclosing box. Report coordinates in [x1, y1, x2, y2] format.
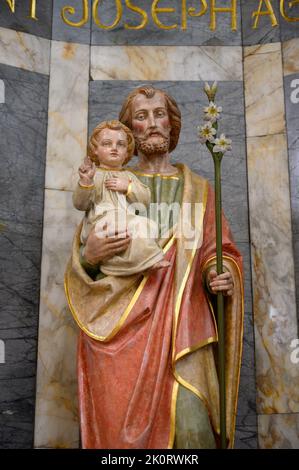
[0, 0, 52, 39]
[237, 242, 253, 314]
[288, 148, 299, 236]
[284, 74, 299, 151]
[0, 65, 48, 225]
[0, 377, 35, 449]
[294, 237, 299, 326]
[280, 3, 299, 42]
[91, 0, 242, 46]
[0, 64, 48, 448]
[234, 414, 258, 449]
[241, 0, 281, 46]
[237, 311, 257, 418]
[52, 0, 92, 44]
[284, 74, 299, 323]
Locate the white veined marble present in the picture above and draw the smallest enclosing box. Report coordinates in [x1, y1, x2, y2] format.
[0, 26, 50, 75]
[282, 37, 299, 76]
[246, 134, 299, 414]
[244, 43, 285, 137]
[35, 189, 83, 449]
[45, 40, 90, 191]
[90, 45, 243, 82]
[258, 414, 299, 449]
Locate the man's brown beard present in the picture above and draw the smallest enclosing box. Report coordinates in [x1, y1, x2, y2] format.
[135, 136, 170, 155]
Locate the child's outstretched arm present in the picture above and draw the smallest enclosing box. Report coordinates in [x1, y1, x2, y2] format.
[73, 156, 96, 211]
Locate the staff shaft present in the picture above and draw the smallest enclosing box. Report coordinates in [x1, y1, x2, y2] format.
[214, 157, 227, 449]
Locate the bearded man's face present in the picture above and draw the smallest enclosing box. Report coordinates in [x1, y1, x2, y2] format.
[131, 92, 171, 156]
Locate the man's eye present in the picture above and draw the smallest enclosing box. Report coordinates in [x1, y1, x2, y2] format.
[136, 114, 145, 120]
[156, 111, 166, 117]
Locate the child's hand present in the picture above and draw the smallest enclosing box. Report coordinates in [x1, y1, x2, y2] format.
[105, 176, 129, 194]
[79, 156, 96, 186]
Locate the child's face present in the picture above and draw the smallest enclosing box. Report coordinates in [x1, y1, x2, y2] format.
[94, 128, 128, 169]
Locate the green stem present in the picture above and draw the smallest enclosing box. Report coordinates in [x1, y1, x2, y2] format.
[214, 156, 227, 449]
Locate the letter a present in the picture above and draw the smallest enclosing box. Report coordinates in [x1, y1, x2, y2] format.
[5, 1, 15, 13]
[252, 0, 278, 29]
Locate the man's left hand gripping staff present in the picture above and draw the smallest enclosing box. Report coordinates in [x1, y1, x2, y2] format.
[206, 269, 234, 296]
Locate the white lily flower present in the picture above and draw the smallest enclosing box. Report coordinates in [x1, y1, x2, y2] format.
[204, 82, 211, 94]
[204, 81, 218, 101]
[198, 122, 217, 144]
[213, 133, 232, 154]
[204, 101, 222, 123]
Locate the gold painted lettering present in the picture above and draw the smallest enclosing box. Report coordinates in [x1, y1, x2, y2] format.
[210, 0, 237, 31]
[152, 0, 177, 30]
[93, 0, 122, 30]
[182, 0, 208, 31]
[252, 0, 278, 29]
[5, 0, 15, 13]
[61, 0, 89, 27]
[125, 0, 148, 30]
[280, 0, 299, 22]
[28, 0, 37, 20]
[4, 1, 38, 20]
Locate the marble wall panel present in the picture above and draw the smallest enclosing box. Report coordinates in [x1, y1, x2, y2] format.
[282, 40, 299, 324]
[246, 133, 299, 414]
[234, 312, 257, 448]
[244, 42, 285, 137]
[0, 0, 52, 39]
[258, 413, 299, 448]
[44, 40, 90, 191]
[91, 0, 242, 46]
[235, 414, 258, 449]
[0, 64, 49, 448]
[237, 312, 257, 419]
[34, 189, 82, 449]
[34, 37, 90, 448]
[52, 0, 92, 45]
[241, 0, 281, 46]
[282, 37, 299, 77]
[0, 26, 50, 75]
[90, 45, 243, 81]
[284, 74, 299, 230]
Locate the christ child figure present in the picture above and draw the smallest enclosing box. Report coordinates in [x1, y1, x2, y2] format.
[73, 120, 170, 277]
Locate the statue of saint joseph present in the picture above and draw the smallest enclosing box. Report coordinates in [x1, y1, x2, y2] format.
[65, 85, 243, 449]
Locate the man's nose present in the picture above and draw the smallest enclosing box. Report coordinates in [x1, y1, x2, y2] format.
[148, 112, 156, 128]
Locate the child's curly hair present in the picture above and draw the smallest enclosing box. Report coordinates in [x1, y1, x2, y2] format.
[87, 120, 135, 166]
